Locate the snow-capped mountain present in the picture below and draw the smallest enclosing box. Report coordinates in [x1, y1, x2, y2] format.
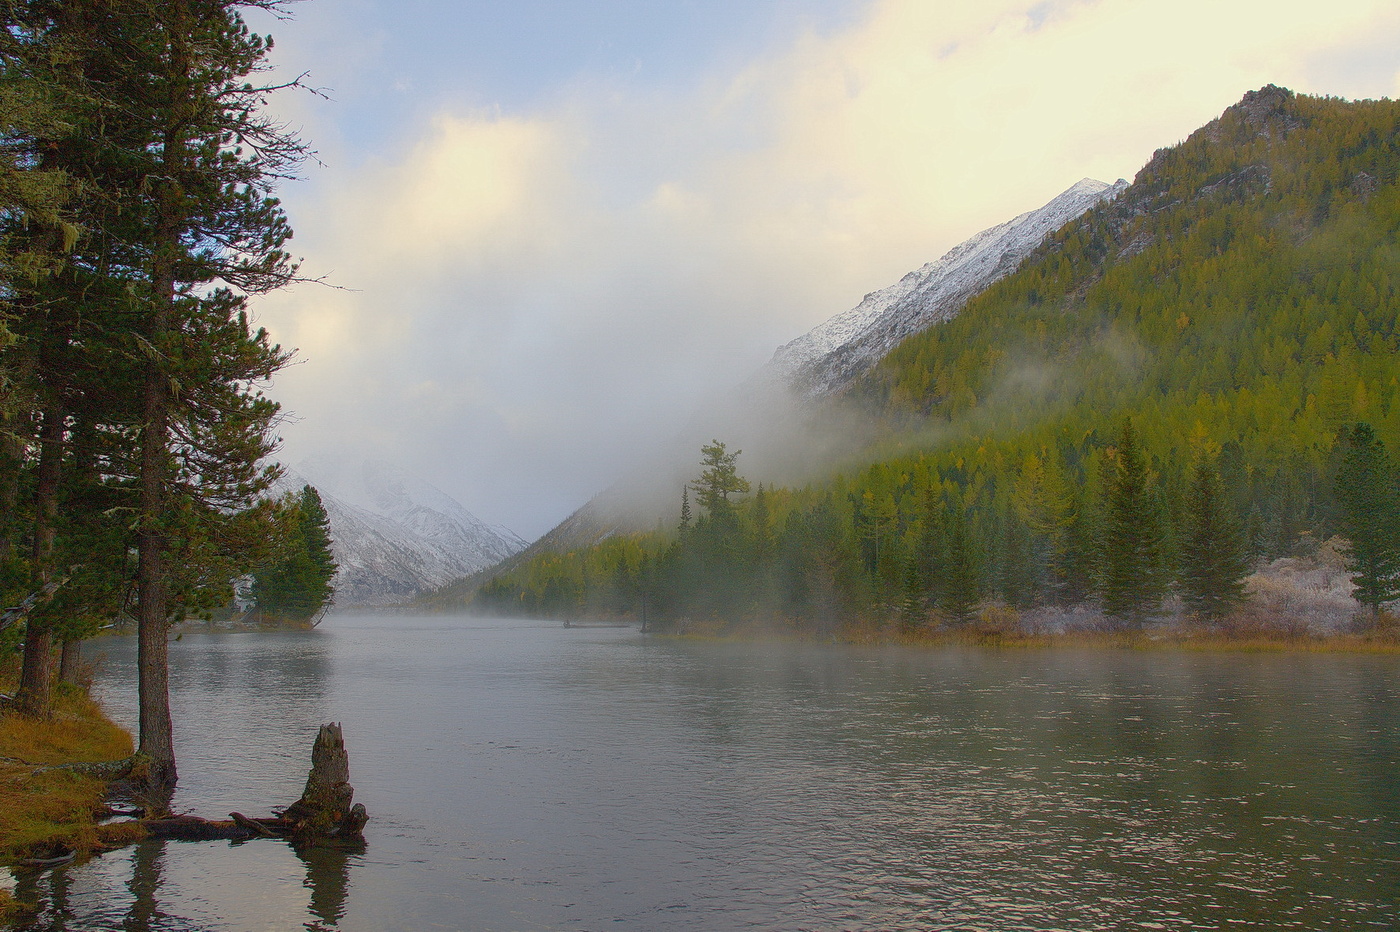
[433, 179, 1134, 605]
[770, 177, 1129, 398]
[282, 461, 526, 606]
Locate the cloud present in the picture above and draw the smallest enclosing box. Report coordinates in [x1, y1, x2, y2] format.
[255, 0, 1400, 538]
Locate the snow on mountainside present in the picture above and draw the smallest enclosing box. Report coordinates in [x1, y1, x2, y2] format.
[770, 177, 1129, 398]
[432, 178, 1134, 605]
[282, 461, 526, 606]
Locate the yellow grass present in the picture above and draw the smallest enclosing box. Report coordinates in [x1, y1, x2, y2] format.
[0, 666, 136, 865]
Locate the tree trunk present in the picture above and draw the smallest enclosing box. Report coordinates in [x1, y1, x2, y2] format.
[281, 723, 367, 840]
[59, 639, 82, 684]
[0, 391, 27, 555]
[16, 402, 64, 716]
[134, 0, 191, 791]
[137, 330, 175, 788]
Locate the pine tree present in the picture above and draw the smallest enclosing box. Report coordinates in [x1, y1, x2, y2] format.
[692, 439, 750, 523]
[254, 486, 337, 623]
[1057, 486, 1096, 605]
[6, 0, 310, 785]
[1334, 423, 1400, 615]
[998, 507, 1035, 609]
[1013, 451, 1073, 604]
[678, 486, 692, 535]
[1179, 460, 1249, 620]
[1099, 420, 1167, 624]
[938, 506, 980, 624]
[750, 483, 773, 569]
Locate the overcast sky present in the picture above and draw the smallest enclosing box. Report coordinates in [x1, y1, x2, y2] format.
[247, 0, 1400, 539]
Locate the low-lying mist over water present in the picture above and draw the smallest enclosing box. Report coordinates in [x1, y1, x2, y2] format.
[28, 616, 1394, 931]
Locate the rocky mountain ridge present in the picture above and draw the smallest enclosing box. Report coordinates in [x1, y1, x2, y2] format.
[769, 177, 1128, 398]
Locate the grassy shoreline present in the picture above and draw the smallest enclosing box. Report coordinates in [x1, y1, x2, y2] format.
[0, 664, 141, 923]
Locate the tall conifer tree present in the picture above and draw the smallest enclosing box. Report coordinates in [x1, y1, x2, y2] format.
[254, 486, 337, 622]
[2, 0, 310, 784]
[1335, 423, 1400, 615]
[1099, 420, 1167, 624]
[938, 506, 980, 624]
[1179, 460, 1249, 620]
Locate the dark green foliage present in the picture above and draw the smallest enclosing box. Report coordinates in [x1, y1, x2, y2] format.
[1180, 460, 1249, 620]
[1098, 421, 1167, 623]
[997, 508, 1034, 609]
[476, 89, 1400, 631]
[0, 0, 307, 758]
[692, 440, 750, 524]
[937, 506, 981, 624]
[1334, 423, 1400, 613]
[254, 486, 338, 623]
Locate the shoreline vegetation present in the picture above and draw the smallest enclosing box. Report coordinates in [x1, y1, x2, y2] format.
[657, 534, 1400, 653]
[0, 660, 365, 924]
[0, 663, 141, 923]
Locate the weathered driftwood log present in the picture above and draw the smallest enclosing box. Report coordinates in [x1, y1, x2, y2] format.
[125, 723, 368, 844]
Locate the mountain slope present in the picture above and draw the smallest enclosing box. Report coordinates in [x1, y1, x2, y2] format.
[427, 177, 1124, 606]
[770, 177, 1127, 398]
[469, 86, 1400, 627]
[286, 463, 526, 606]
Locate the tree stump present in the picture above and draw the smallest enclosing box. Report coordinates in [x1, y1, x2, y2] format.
[280, 723, 367, 841]
[113, 723, 368, 845]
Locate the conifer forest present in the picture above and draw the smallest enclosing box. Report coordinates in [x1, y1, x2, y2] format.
[474, 89, 1400, 634]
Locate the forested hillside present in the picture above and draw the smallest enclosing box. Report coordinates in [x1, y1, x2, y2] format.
[472, 87, 1400, 632]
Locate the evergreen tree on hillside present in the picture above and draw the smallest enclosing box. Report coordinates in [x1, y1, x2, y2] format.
[693, 440, 750, 523]
[254, 486, 337, 623]
[1013, 452, 1074, 602]
[1099, 420, 1168, 624]
[1179, 460, 1249, 620]
[938, 506, 980, 624]
[1334, 423, 1400, 615]
[678, 486, 692, 536]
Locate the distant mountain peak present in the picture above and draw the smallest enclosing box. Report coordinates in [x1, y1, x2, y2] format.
[281, 461, 526, 607]
[768, 177, 1128, 398]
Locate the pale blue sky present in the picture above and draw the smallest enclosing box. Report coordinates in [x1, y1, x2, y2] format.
[250, 0, 1400, 537]
[260, 0, 869, 154]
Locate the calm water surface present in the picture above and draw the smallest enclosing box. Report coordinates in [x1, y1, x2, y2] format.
[8, 615, 1400, 931]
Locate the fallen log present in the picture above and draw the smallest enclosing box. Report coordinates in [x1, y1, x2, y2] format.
[124, 723, 368, 845]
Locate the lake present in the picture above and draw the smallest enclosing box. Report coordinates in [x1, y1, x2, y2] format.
[8, 615, 1400, 930]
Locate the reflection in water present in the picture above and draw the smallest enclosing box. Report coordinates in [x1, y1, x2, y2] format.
[16, 618, 1398, 931]
[297, 840, 363, 932]
[11, 838, 361, 932]
[122, 840, 164, 932]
